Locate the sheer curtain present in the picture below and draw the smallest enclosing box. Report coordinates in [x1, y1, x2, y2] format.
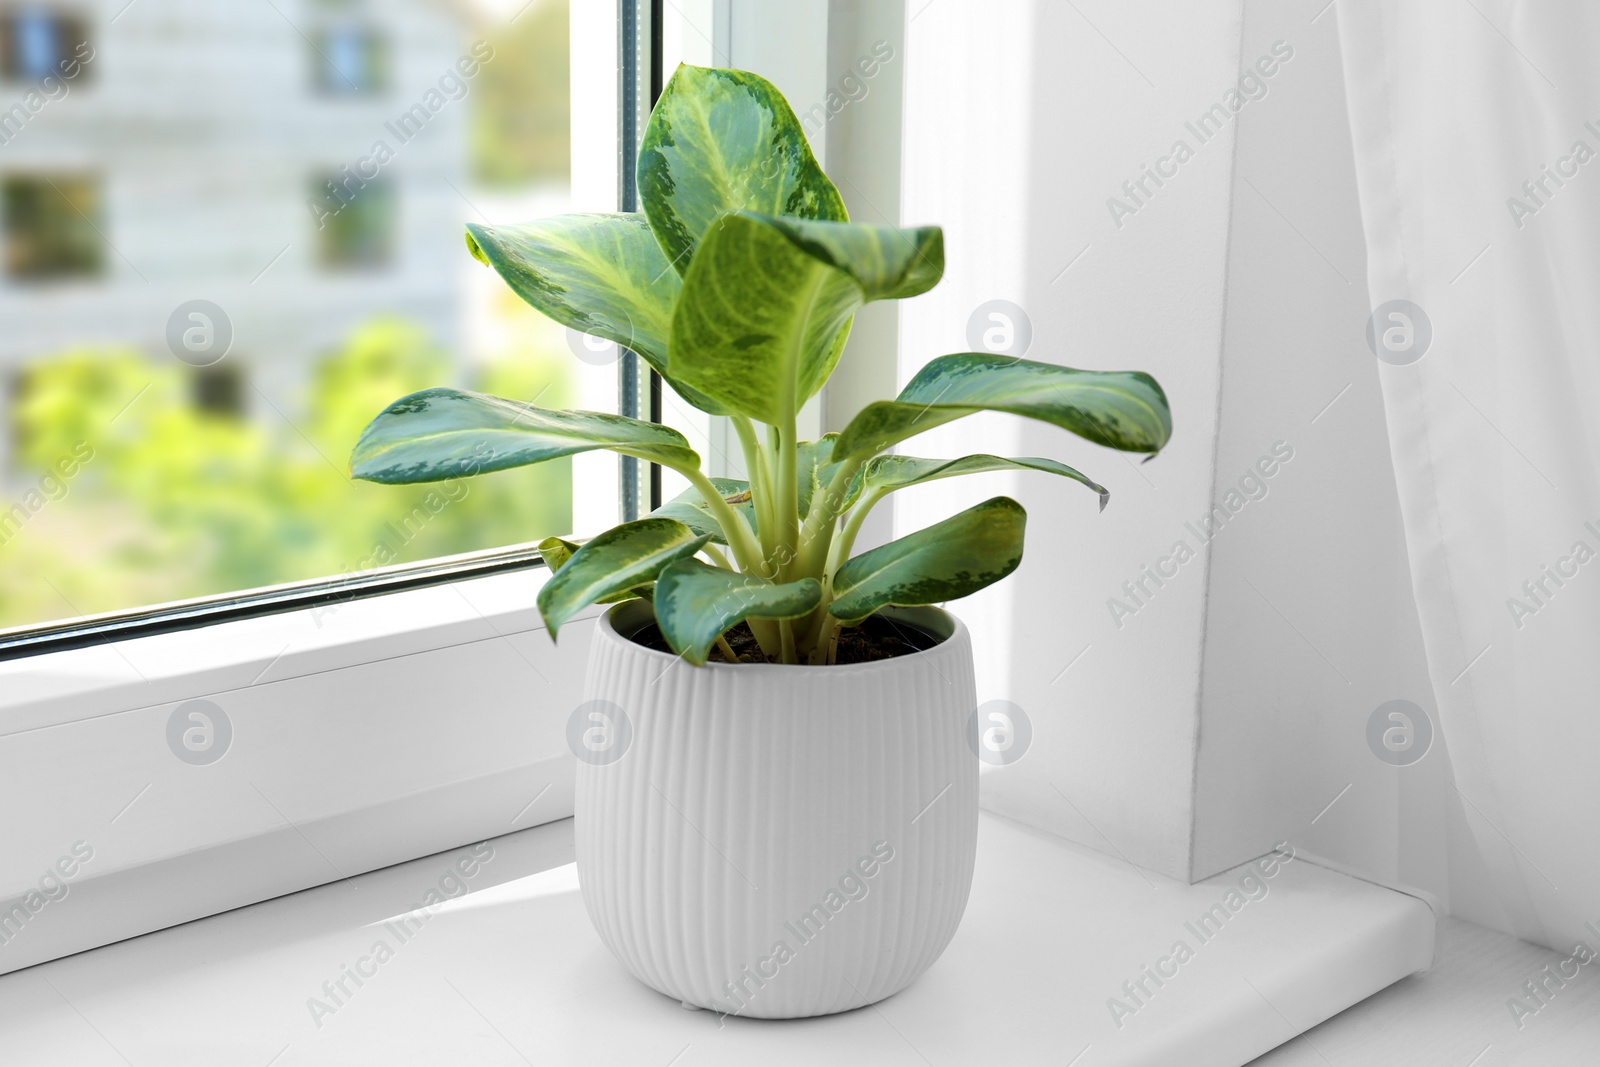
[1338, 0, 1600, 948]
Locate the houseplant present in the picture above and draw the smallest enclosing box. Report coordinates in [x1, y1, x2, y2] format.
[351, 64, 1171, 1017]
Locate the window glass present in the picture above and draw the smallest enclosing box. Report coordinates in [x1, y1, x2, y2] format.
[1, 7, 88, 83]
[12, 9, 58, 80]
[313, 24, 387, 95]
[3, 174, 101, 279]
[0, 0, 616, 632]
[313, 172, 395, 268]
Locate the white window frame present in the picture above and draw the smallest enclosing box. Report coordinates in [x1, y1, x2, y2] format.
[0, 0, 906, 978]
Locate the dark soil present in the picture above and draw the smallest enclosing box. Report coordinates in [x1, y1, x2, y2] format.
[626, 614, 941, 665]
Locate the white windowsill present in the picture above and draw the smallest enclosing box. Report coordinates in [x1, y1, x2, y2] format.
[0, 565, 596, 976]
[0, 811, 1435, 1066]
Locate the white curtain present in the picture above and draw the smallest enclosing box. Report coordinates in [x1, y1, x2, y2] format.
[1338, 0, 1600, 949]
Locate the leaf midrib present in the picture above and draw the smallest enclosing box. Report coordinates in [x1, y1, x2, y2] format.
[534, 221, 675, 341]
[357, 406, 689, 467]
[681, 85, 784, 229]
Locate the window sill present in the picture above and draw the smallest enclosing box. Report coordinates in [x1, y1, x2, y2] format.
[0, 812, 1434, 1065]
[0, 565, 595, 976]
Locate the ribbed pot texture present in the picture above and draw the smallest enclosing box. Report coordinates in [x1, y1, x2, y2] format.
[574, 600, 979, 1019]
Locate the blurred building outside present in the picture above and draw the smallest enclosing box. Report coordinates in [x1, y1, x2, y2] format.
[0, 0, 594, 630]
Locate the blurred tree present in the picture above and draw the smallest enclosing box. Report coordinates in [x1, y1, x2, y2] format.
[471, 0, 570, 187]
[0, 319, 574, 629]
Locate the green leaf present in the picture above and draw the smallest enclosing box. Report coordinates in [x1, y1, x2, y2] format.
[538, 535, 581, 571]
[670, 213, 944, 423]
[833, 354, 1172, 466]
[462, 215, 731, 416]
[758, 215, 945, 301]
[539, 536, 651, 603]
[350, 388, 700, 484]
[638, 64, 847, 275]
[649, 477, 755, 543]
[797, 434, 838, 519]
[654, 558, 822, 666]
[851, 453, 1108, 512]
[536, 518, 708, 636]
[829, 496, 1026, 624]
[464, 214, 678, 375]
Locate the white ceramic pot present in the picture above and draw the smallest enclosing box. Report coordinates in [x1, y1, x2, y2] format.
[574, 599, 979, 1019]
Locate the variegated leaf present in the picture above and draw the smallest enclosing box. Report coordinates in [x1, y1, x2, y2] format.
[829, 496, 1026, 624]
[654, 558, 821, 665]
[539, 536, 651, 603]
[670, 213, 943, 424]
[536, 518, 708, 636]
[849, 453, 1108, 512]
[649, 477, 756, 543]
[465, 213, 676, 374]
[463, 214, 730, 415]
[834, 354, 1171, 466]
[638, 64, 848, 274]
[350, 388, 700, 483]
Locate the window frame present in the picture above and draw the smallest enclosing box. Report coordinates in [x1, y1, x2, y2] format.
[0, 0, 649, 657]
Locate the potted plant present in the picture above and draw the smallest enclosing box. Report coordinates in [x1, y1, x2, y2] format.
[351, 64, 1171, 1019]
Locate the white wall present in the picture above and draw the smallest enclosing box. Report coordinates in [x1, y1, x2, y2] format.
[896, 0, 1504, 914]
[899, 0, 1243, 880]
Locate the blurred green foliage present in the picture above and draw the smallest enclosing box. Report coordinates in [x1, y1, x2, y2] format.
[472, 0, 570, 187]
[0, 318, 574, 630]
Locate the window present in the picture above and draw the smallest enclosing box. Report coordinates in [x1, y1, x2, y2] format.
[0, 6, 87, 83]
[312, 23, 387, 95]
[0, 0, 615, 636]
[312, 172, 395, 268]
[192, 363, 245, 417]
[2, 173, 100, 279]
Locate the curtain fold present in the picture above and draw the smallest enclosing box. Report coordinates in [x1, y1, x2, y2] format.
[1338, 0, 1600, 949]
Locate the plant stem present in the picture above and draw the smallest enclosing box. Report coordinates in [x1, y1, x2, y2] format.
[626, 449, 778, 660]
[792, 453, 870, 657]
[806, 621, 831, 665]
[799, 484, 887, 661]
[689, 426, 782, 661]
[775, 417, 799, 584]
[747, 617, 782, 659]
[829, 487, 886, 577]
[679, 465, 764, 572]
[811, 614, 842, 662]
[701, 543, 733, 569]
[796, 454, 865, 578]
[732, 416, 774, 554]
[715, 632, 739, 662]
[773, 417, 801, 663]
